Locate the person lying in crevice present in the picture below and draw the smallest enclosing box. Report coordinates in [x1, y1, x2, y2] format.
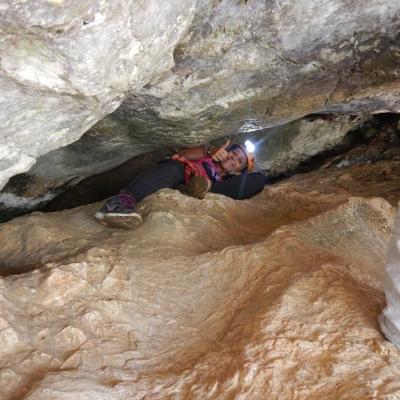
[94, 139, 265, 229]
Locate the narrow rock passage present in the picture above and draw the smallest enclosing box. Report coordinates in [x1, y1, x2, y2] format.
[0, 162, 400, 399]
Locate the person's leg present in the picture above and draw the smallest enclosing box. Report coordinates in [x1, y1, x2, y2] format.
[95, 160, 185, 228]
[125, 159, 185, 202]
[210, 173, 265, 200]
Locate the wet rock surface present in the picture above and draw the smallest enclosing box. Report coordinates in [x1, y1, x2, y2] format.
[1, 161, 400, 399]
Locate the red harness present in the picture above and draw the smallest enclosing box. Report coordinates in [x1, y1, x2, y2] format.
[171, 155, 222, 184]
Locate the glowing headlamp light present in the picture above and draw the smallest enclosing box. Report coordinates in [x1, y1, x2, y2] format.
[244, 140, 255, 153]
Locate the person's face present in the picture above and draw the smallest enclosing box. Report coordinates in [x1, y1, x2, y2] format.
[220, 147, 247, 173]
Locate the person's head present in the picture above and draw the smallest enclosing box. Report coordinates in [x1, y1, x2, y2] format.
[220, 143, 255, 174]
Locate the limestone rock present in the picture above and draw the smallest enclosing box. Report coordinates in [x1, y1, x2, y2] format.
[0, 0, 196, 189]
[2, 0, 400, 191]
[108, 0, 400, 143]
[232, 114, 363, 175]
[0, 181, 399, 399]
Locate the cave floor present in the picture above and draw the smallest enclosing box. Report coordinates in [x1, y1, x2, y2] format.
[0, 159, 400, 399]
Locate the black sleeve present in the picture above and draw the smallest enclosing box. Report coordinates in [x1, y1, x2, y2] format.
[210, 173, 265, 199]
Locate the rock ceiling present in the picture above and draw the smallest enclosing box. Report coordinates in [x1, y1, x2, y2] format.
[1, 0, 400, 190]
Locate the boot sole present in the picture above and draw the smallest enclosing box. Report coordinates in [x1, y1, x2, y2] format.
[95, 212, 143, 230]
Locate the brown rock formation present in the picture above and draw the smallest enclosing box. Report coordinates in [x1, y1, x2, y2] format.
[1, 163, 400, 398]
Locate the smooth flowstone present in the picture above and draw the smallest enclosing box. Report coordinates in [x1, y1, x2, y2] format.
[0, 177, 399, 399]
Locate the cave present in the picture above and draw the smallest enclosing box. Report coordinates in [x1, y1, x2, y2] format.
[1, 1, 400, 399]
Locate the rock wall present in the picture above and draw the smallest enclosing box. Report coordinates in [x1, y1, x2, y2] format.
[380, 209, 400, 349]
[231, 114, 363, 175]
[1, 0, 400, 191]
[0, 0, 195, 189]
[108, 0, 400, 141]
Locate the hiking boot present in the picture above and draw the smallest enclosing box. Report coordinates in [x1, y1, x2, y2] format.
[178, 175, 211, 199]
[94, 190, 143, 229]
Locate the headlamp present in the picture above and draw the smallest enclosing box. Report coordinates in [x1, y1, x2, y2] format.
[245, 140, 255, 153]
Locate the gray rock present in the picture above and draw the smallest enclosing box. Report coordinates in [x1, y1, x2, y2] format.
[364, 128, 379, 140]
[0, 0, 196, 189]
[380, 209, 400, 350]
[337, 159, 351, 169]
[229, 115, 362, 175]
[1, 0, 400, 196]
[114, 0, 400, 142]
